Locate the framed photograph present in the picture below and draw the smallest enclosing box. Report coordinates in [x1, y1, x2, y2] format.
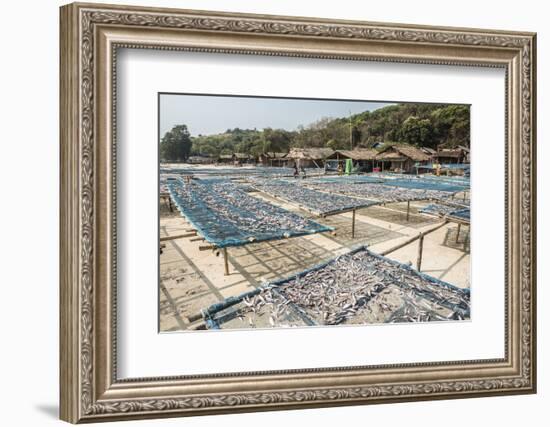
[60, 2, 537, 423]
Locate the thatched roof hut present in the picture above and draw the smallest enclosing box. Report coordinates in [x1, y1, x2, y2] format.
[287, 147, 334, 160]
[328, 149, 378, 161]
[433, 148, 468, 164]
[375, 145, 430, 173]
[233, 152, 253, 160]
[259, 152, 288, 166]
[287, 148, 334, 168]
[376, 145, 430, 162]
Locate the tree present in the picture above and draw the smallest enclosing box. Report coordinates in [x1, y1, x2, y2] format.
[262, 128, 292, 153]
[160, 125, 192, 161]
[400, 116, 434, 147]
[325, 139, 340, 150]
[166, 103, 470, 160]
[430, 105, 470, 147]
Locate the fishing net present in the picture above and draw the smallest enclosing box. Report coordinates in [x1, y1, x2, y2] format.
[167, 179, 332, 248]
[203, 246, 470, 329]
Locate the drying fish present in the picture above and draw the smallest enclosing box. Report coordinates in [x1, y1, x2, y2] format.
[249, 178, 377, 215]
[305, 181, 452, 204]
[165, 178, 331, 248]
[214, 248, 470, 329]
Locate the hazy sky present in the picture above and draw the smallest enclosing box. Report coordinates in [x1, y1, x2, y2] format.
[159, 93, 393, 137]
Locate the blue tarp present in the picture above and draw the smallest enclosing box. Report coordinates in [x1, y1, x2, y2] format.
[167, 179, 332, 248]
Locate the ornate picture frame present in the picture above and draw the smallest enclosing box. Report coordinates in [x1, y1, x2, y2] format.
[60, 2, 536, 423]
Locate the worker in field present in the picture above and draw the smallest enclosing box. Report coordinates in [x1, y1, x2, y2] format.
[301, 166, 307, 179]
[337, 162, 344, 176]
[293, 163, 299, 178]
[435, 162, 441, 176]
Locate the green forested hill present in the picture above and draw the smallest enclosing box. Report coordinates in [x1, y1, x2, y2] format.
[161, 103, 470, 160]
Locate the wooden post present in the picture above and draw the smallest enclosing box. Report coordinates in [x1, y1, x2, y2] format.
[406, 200, 410, 222]
[456, 223, 462, 243]
[351, 209, 356, 239]
[381, 220, 447, 257]
[416, 233, 425, 271]
[159, 232, 197, 242]
[463, 227, 470, 252]
[223, 247, 229, 276]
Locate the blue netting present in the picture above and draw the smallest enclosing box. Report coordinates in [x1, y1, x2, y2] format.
[420, 203, 468, 217]
[448, 208, 470, 222]
[382, 178, 467, 193]
[305, 182, 450, 203]
[421, 204, 470, 222]
[167, 179, 332, 248]
[251, 180, 379, 215]
[421, 175, 470, 187]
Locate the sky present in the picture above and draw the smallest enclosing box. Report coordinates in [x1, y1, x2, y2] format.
[159, 93, 394, 137]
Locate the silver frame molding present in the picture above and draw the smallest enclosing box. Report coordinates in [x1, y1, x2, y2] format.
[60, 2, 536, 423]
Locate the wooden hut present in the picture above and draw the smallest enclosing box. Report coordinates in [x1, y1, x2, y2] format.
[375, 145, 430, 173]
[433, 147, 468, 164]
[187, 155, 213, 164]
[233, 152, 255, 165]
[217, 154, 233, 164]
[458, 145, 471, 163]
[259, 152, 288, 167]
[286, 147, 334, 169]
[326, 149, 378, 172]
[420, 147, 437, 161]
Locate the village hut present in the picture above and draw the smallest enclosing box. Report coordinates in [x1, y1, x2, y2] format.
[326, 149, 378, 172]
[258, 152, 288, 167]
[233, 152, 255, 165]
[458, 145, 471, 163]
[187, 154, 213, 164]
[286, 147, 334, 169]
[420, 147, 437, 160]
[433, 147, 468, 164]
[375, 145, 430, 173]
[217, 154, 234, 164]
